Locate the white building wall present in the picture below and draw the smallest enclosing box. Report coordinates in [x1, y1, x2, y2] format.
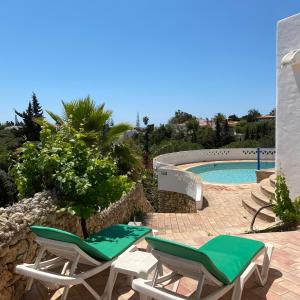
[277, 13, 300, 198]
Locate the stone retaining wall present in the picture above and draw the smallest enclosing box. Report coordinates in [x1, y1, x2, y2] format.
[0, 184, 153, 300]
[158, 190, 196, 213]
[256, 169, 275, 183]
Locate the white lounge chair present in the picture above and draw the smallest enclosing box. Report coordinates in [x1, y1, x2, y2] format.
[16, 224, 152, 300]
[132, 235, 273, 300]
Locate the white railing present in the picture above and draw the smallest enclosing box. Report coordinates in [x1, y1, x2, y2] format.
[154, 148, 275, 210]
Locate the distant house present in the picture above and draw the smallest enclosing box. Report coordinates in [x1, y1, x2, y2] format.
[257, 114, 275, 121]
[198, 118, 215, 128]
[227, 120, 239, 127]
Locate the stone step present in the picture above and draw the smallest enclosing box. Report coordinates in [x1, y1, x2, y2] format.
[242, 197, 276, 223]
[251, 185, 273, 209]
[260, 178, 275, 199]
[269, 174, 276, 188]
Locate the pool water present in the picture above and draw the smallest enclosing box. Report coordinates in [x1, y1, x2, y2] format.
[187, 161, 275, 184]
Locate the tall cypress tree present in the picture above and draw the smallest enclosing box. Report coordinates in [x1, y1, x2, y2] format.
[15, 93, 43, 141]
[32, 92, 43, 118]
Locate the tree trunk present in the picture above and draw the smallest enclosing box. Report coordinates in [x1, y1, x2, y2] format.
[81, 218, 89, 239]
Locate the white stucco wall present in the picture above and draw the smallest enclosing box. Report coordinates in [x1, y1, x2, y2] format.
[157, 166, 203, 209]
[277, 13, 300, 198]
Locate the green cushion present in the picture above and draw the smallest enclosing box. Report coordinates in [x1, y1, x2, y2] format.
[145, 235, 264, 284]
[31, 224, 152, 261]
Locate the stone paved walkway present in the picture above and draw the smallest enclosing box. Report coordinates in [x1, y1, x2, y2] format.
[25, 230, 300, 300]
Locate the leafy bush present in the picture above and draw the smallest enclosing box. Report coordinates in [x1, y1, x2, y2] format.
[141, 169, 159, 211]
[272, 174, 300, 224]
[150, 139, 203, 159]
[0, 169, 17, 207]
[222, 137, 275, 148]
[11, 122, 133, 222]
[0, 129, 23, 170]
[222, 140, 260, 148]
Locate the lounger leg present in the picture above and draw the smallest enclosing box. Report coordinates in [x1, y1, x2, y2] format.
[61, 254, 80, 300]
[231, 277, 243, 300]
[26, 246, 45, 291]
[103, 268, 118, 300]
[260, 244, 273, 286]
[140, 294, 151, 300]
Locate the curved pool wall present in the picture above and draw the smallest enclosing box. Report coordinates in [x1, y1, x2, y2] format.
[154, 148, 275, 210]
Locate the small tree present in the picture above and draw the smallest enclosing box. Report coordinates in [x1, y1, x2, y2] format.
[246, 109, 261, 123]
[11, 121, 133, 238]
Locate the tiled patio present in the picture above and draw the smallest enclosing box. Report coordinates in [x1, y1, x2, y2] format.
[24, 184, 299, 300]
[25, 230, 300, 300]
[144, 183, 271, 237]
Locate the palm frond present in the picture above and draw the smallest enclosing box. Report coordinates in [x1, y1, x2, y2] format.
[46, 110, 64, 125]
[104, 123, 132, 145]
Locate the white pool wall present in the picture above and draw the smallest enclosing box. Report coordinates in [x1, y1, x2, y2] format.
[277, 13, 300, 199]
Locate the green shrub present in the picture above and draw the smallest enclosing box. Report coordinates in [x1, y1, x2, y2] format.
[272, 174, 300, 224]
[10, 122, 133, 221]
[0, 129, 24, 170]
[141, 169, 158, 211]
[150, 139, 203, 159]
[0, 169, 17, 207]
[222, 140, 259, 148]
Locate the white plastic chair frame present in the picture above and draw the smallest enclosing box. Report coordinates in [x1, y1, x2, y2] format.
[132, 243, 273, 300]
[16, 231, 152, 300]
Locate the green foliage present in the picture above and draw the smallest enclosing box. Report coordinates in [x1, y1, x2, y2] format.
[169, 110, 195, 124]
[46, 96, 131, 146]
[44, 97, 140, 177]
[0, 129, 24, 170]
[110, 141, 143, 180]
[244, 120, 274, 141]
[150, 139, 203, 159]
[10, 122, 133, 220]
[197, 126, 215, 148]
[186, 118, 200, 143]
[0, 169, 17, 207]
[213, 113, 234, 148]
[228, 114, 240, 121]
[272, 174, 300, 224]
[141, 169, 159, 211]
[222, 139, 259, 148]
[244, 108, 261, 122]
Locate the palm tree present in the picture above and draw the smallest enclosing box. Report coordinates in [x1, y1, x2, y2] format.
[46, 96, 131, 147]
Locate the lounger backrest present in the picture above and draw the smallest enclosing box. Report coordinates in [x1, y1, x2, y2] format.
[146, 235, 265, 285]
[145, 236, 230, 284]
[31, 226, 111, 261]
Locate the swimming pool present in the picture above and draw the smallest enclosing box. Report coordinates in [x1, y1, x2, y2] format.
[187, 161, 275, 184]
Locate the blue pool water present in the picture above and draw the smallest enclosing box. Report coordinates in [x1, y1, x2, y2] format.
[187, 161, 275, 184]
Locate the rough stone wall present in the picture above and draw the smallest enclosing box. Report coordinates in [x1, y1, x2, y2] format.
[158, 190, 196, 213]
[256, 169, 275, 183]
[0, 184, 153, 300]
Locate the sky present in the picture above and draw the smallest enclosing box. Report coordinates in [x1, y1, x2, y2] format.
[0, 1, 300, 125]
